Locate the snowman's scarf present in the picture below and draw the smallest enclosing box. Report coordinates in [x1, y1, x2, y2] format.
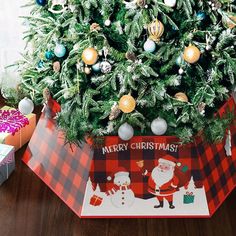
[106, 184, 131, 196]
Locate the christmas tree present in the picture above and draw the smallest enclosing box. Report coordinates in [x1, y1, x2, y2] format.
[17, 0, 236, 144]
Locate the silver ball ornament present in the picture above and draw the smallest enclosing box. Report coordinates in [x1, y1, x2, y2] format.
[118, 123, 134, 141]
[178, 68, 184, 75]
[104, 19, 111, 27]
[144, 39, 156, 53]
[18, 97, 34, 115]
[164, 0, 176, 7]
[151, 117, 168, 135]
[100, 61, 112, 74]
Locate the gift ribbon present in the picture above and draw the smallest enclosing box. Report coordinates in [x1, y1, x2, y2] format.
[186, 191, 194, 196]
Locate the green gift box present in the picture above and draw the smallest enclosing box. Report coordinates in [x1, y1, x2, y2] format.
[183, 192, 195, 204]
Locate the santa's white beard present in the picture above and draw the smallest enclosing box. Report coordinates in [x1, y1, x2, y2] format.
[151, 167, 174, 188]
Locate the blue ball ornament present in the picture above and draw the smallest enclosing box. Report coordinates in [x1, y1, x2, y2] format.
[144, 39, 156, 53]
[45, 51, 54, 60]
[54, 44, 66, 58]
[196, 11, 206, 21]
[36, 0, 47, 6]
[92, 62, 101, 72]
[37, 60, 44, 69]
[176, 55, 184, 66]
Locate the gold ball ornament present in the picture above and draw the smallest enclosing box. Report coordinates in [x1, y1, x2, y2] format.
[119, 95, 136, 113]
[174, 92, 189, 103]
[183, 45, 201, 64]
[147, 19, 164, 42]
[82, 48, 99, 65]
[223, 15, 236, 29]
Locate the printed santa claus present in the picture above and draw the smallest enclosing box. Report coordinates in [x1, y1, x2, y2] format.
[137, 155, 179, 209]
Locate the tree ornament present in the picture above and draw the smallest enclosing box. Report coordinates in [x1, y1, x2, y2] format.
[54, 44, 66, 58]
[109, 102, 121, 121]
[198, 102, 206, 116]
[84, 66, 91, 75]
[119, 95, 136, 113]
[164, 0, 176, 7]
[118, 123, 134, 141]
[53, 61, 61, 72]
[92, 62, 101, 72]
[100, 61, 112, 74]
[90, 23, 101, 32]
[196, 11, 206, 21]
[178, 68, 184, 75]
[223, 15, 236, 29]
[176, 55, 184, 66]
[151, 118, 168, 136]
[82, 48, 98, 65]
[48, 0, 67, 14]
[125, 52, 137, 62]
[143, 39, 156, 53]
[174, 92, 189, 102]
[45, 51, 54, 60]
[18, 97, 34, 115]
[183, 45, 201, 64]
[136, 0, 147, 8]
[104, 19, 111, 27]
[36, 0, 47, 6]
[37, 60, 44, 69]
[148, 19, 164, 42]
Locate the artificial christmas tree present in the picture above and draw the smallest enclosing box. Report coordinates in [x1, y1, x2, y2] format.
[17, 0, 236, 143]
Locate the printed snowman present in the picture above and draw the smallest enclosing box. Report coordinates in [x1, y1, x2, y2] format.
[106, 167, 135, 208]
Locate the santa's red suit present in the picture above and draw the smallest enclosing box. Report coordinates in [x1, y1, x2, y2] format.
[140, 155, 179, 209]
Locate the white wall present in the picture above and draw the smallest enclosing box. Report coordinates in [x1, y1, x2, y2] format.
[0, 0, 28, 87]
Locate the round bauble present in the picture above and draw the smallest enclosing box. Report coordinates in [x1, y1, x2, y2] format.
[164, 0, 176, 7]
[176, 55, 184, 66]
[118, 123, 134, 141]
[144, 39, 156, 53]
[174, 92, 189, 102]
[45, 51, 54, 60]
[82, 48, 99, 65]
[84, 67, 91, 75]
[151, 118, 168, 136]
[92, 62, 101, 72]
[53, 61, 61, 72]
[183, 45, 201, 64]
[104, 19, 111, 27]
[36, 0, 47, 6]
[119, 95, 136, 113]
[148, 19, 164, 42]
[196, 11, 207, 21]
[54, 44, 66, 58]
[223, 15, 236, 29]
[100, 61, 112, 74]
[18, 97, 34, 115]
[178, 68, 184, 75]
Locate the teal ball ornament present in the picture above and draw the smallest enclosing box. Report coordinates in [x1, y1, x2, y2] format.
[45, 51, 54, 60]
[92, 62, 101, 72]
[144, 39, 156, 53]
[196, 11, 206, 21]
[37, 60, 44, 69]
[54, 44, 66, 58]
[36, 0, 46, 6]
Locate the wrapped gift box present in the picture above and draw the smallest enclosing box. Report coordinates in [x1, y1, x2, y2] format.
[22, 97, 236, 218]
[0, 106, 36, 151]
[0, 144, 15, 185]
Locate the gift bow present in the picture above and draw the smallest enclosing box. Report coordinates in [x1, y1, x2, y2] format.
[186, 191, 194, 196]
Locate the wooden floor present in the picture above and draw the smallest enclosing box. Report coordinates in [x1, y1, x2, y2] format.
[0, 99, 236, 236]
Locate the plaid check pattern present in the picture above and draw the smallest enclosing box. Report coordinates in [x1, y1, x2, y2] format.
[196, 97, 236, 215]
[22, 102, 93, 216]
[22, 97, 236, 217]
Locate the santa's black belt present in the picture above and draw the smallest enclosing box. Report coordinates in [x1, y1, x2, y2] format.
[151, 188, 172, 193]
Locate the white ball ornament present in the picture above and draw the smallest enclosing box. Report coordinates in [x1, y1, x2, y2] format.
[18, 97, 34, 115]
[104, 19, 111, 27]
[151, 117, 168, 135]
[118, 123, 134, 141]
[178, 68, 184, 75]
[144, 39, 156, 53]
[164, 0, 177, 7]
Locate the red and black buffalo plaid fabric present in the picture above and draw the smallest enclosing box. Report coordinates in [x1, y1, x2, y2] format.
[22, 97, 236, 217]
[22, 101, 93, 216]
[196, 97, 236, 215]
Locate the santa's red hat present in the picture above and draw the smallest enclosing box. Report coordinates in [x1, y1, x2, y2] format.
[158, 155, 176, 167]
[107, 167, 129, 181]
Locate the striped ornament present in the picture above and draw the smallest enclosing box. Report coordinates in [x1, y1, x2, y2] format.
[148, 19, 164, 42]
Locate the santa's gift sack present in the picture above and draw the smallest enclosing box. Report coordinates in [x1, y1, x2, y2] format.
[183, 192, 195, 204]
[90, 195, 103, 206]
[0, 144, 15, 185]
